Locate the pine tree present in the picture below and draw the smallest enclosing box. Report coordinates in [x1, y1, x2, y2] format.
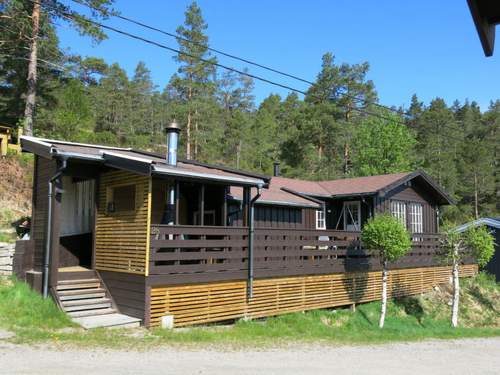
[172, 1, 217, 160]
[20, 0, 115, 135]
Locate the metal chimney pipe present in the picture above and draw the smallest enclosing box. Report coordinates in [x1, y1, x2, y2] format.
[165, 121, 181, 166]
[273, 161, 280, 177]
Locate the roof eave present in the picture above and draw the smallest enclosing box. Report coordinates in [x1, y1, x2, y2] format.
[153, 165, 265, 187]
[378, 170, 455, 205]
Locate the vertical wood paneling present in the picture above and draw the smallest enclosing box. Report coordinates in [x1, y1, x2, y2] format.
[32, 156, 56, 271]
[95, 170, 150, 275]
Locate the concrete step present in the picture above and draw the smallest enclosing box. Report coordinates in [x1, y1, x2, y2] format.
[64, 302, 112, 312]
[67, 307, 116, 318]
[62, 297, 111, 307]
[72, 313, 141, 329]
[59, 291, 106, 301]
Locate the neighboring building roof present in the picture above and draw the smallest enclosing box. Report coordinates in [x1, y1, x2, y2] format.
[467, 0, 500, 56]
[20, 136, 269, 187]
[456, 217, 500, 233]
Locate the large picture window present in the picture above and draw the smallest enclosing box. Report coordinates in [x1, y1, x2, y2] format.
[408, 203, 423, 233]
[390, 200, 407, 227]
[316, 210, 326, 230]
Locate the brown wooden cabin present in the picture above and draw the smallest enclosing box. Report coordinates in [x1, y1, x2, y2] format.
[14, 135, 477, 328]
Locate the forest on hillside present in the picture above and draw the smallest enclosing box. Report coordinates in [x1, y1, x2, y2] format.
[0, 0, 498, 223]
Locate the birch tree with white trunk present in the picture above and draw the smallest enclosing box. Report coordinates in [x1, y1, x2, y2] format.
[361, 214, 412, 328]
[441, 225, 494, 328]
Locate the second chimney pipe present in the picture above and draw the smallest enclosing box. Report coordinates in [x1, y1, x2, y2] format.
[273, 161, 280, 177]
[165, 121, 181, 166]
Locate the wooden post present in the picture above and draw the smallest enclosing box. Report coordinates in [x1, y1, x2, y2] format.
[199, 184, 205, 226]
[91, 176, 99, 270]
[222, 186, 228, 226]
[175, 181, 180, 225]
[242, 187, 250, 227]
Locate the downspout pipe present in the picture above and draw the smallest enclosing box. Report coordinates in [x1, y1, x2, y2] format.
[42, 157, 67, 299]
[247, 186, 262, 300]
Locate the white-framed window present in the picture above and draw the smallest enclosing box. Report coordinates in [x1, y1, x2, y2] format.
[390, 200, 407, 227]
[343, 201, 361, 231]
[316, 209, 326, 230]
[408, 203, 423, 233]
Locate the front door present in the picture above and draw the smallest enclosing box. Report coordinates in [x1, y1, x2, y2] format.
[343, 201, 361, 231]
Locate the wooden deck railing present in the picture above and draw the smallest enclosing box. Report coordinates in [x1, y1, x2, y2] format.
[148, 225, 459, 284]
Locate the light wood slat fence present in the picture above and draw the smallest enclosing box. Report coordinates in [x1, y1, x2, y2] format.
[149, 264, 478, 327]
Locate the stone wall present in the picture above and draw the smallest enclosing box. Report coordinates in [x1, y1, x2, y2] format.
[0, 242, 15, 277]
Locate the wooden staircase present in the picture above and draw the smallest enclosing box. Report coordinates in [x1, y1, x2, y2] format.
[53, 270, 141, 329]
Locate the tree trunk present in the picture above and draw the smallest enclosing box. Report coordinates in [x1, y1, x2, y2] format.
[474, 172, 479, 220]
[186, 111, 192, 160]
[343, 143, 350, 175]
[236, 140, 241, 169]
[379, 261, 388, 328]
[23, 0, 41, 136]
[451, 253, 460, 328]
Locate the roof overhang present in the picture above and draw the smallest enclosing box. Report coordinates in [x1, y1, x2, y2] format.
[468, 0, 500, 56]
[21, 136, 266, 188]
[378, 170, 455, 205]
[152, 165, 265, 187]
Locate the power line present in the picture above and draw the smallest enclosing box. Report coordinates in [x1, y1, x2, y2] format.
[31, 0, 413, 128]
[18, 0, 465, 139]
[68, 0, 402, 117]
[63, 0, 469, 139]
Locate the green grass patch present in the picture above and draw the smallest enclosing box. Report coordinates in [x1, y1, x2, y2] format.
[1, 273, 499, 349]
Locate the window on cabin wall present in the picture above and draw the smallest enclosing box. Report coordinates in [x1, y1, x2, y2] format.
[316, 209, 326, 230]
[408, 203, 423, 233]
[390, 200, 407, 227]
[107, 184, 136, 213]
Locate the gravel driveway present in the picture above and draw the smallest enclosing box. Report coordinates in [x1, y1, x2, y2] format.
[1, 338, 499, 375]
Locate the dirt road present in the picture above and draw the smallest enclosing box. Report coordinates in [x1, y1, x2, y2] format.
[1, 338, 499, 374]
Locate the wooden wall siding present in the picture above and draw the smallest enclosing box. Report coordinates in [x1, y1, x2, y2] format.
[99, 270, 146, 320]
[374, 184, 438, 233]
[31, 156, 56, 271]
[484, 229, 500, 282]
[229, 203, 316, 229]
[95, 170, 151, 275]
[149, 264, 477, 327]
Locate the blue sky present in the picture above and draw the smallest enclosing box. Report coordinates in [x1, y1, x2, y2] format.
[56, 0, 499, 111]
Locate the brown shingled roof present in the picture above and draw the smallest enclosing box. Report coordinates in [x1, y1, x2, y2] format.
[318, 172, 411, 196]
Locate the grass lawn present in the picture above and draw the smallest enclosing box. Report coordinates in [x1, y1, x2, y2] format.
[0, 273, 499, 349]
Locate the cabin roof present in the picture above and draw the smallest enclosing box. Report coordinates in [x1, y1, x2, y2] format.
[229, 184, 322, 208]
[21, 136, 453, 207]
[20, 136, 269, 187]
